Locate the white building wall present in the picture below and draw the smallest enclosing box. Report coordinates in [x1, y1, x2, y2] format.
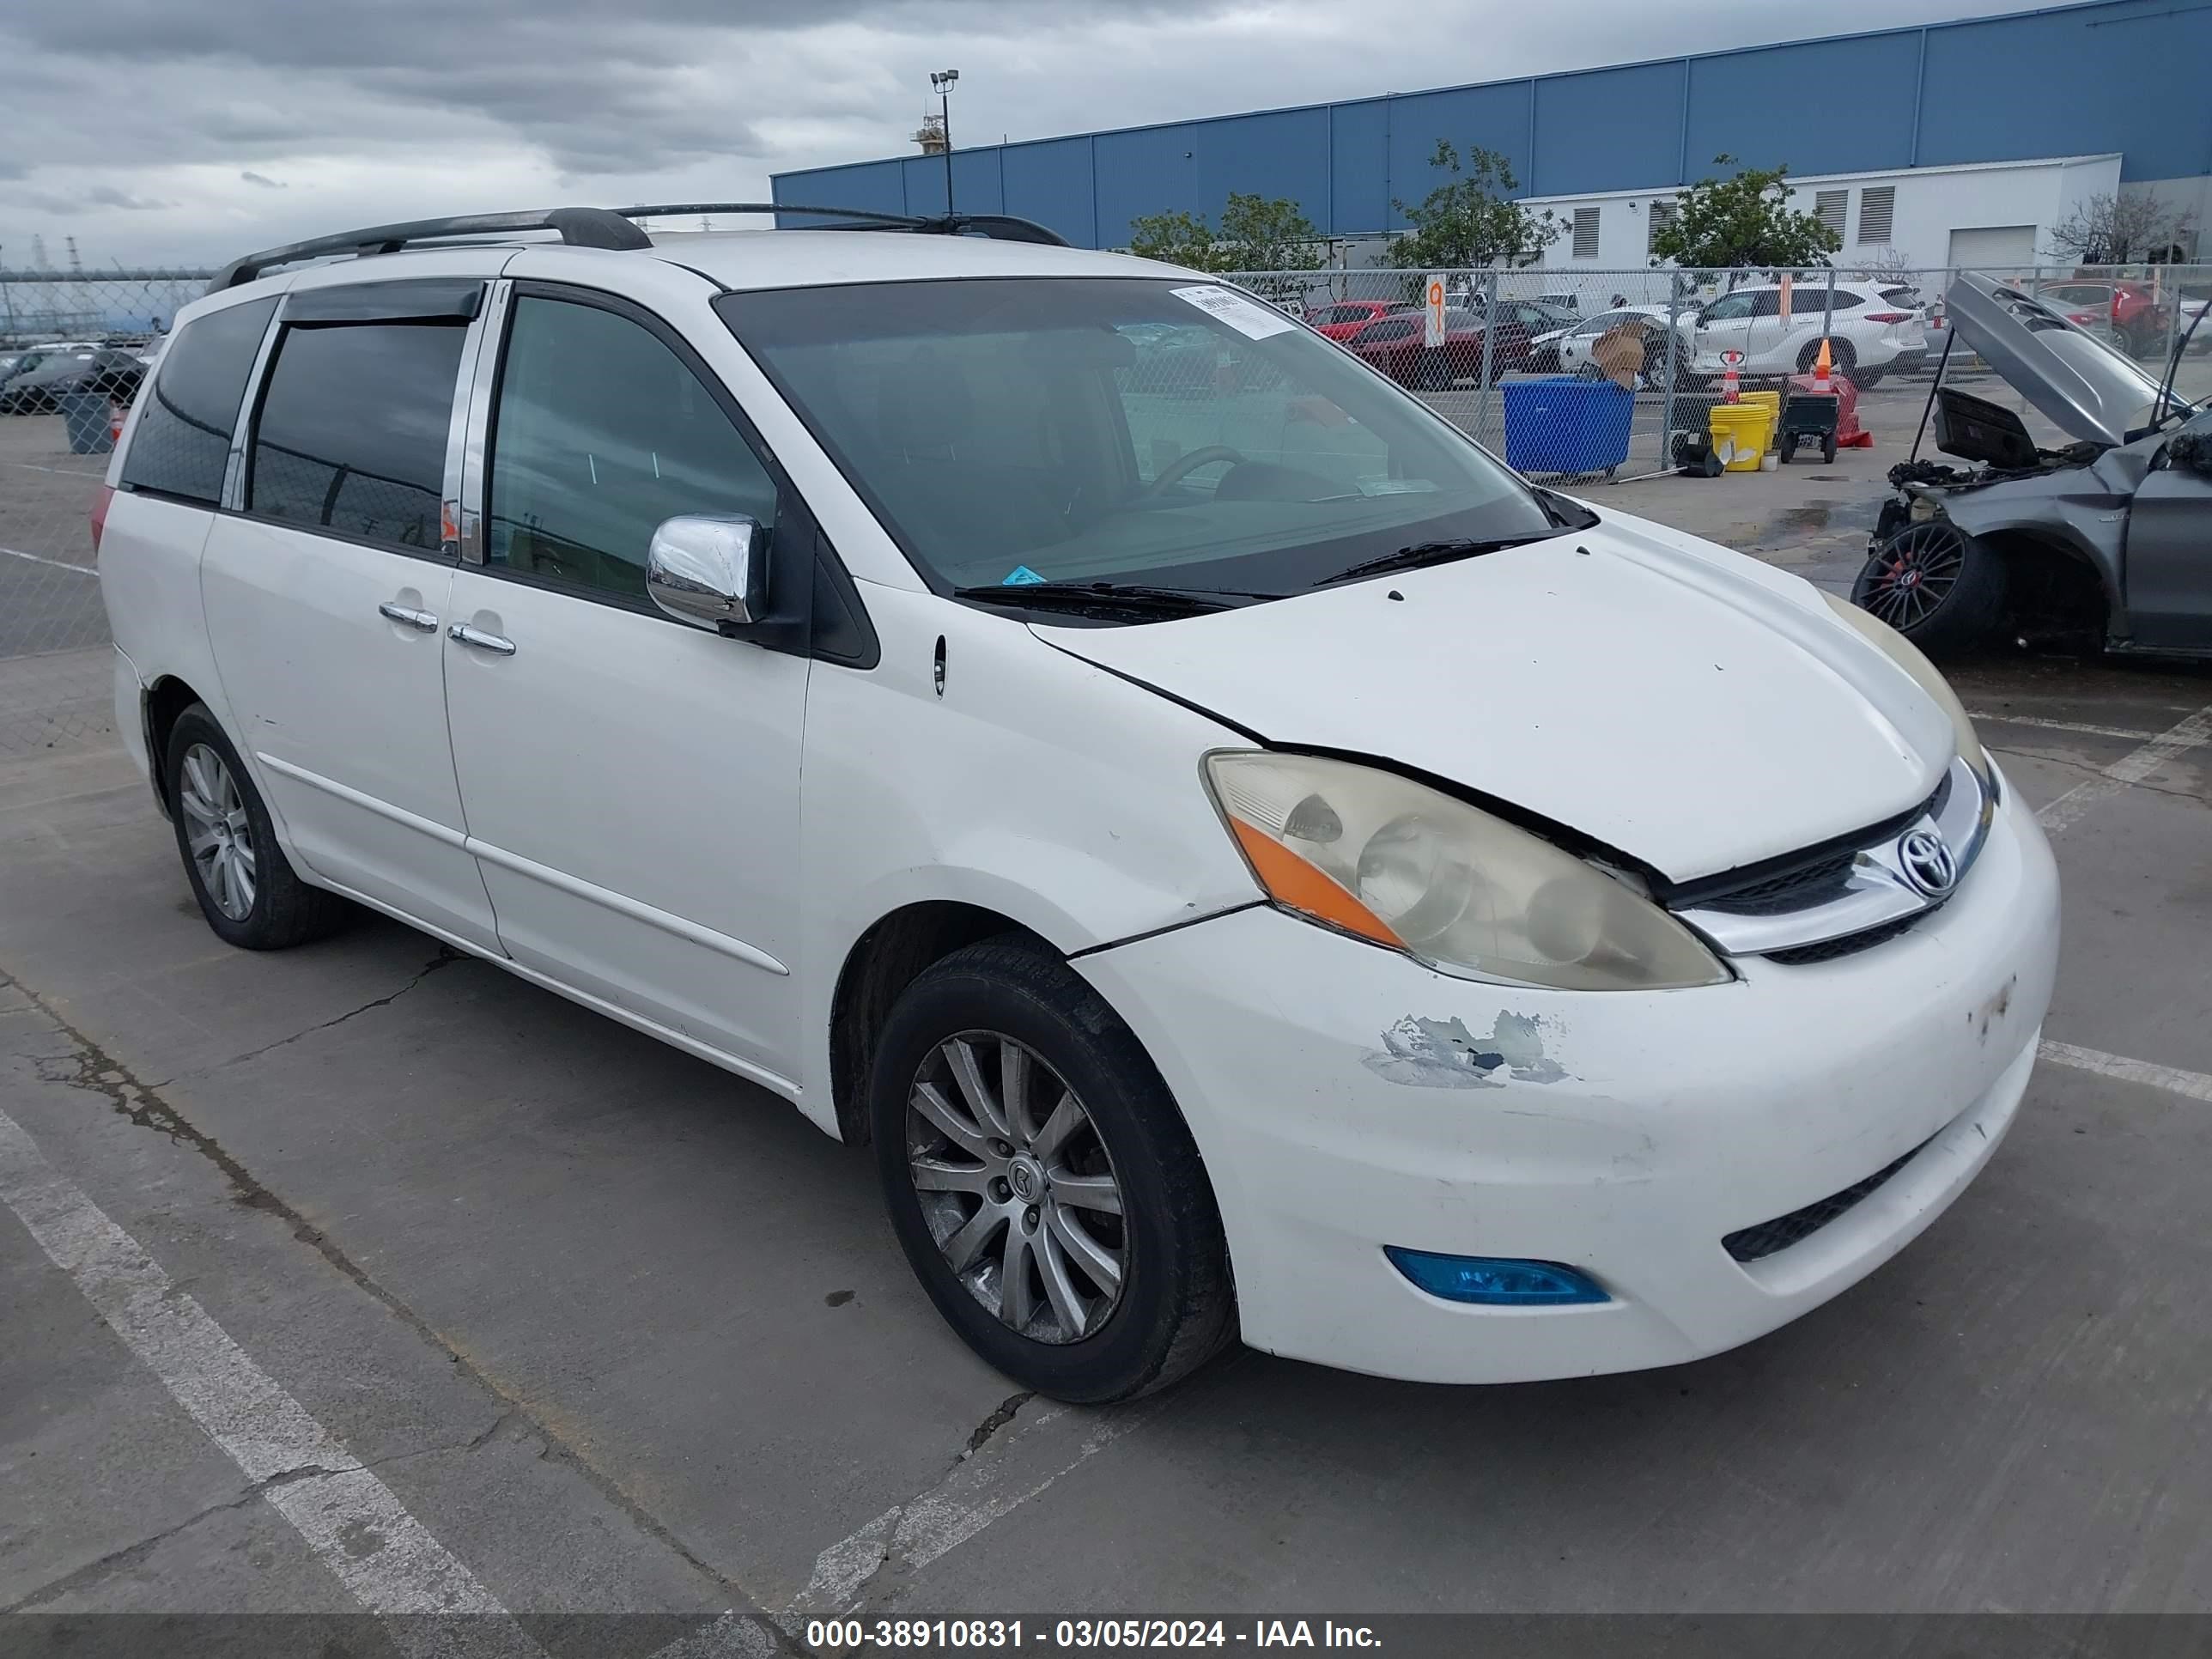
[1519, 154, 2124, 277]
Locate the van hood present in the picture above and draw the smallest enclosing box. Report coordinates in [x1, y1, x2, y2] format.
[1946, 270, 2175, 447]
[1035, 513, 1953, 883]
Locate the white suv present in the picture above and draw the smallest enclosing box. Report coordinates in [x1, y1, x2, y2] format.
[1691, 283, 1929, 386]
[97, 205, 2057, 1401]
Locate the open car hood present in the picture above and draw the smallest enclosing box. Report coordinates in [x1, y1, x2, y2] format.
[1945, 270, 2174, 448]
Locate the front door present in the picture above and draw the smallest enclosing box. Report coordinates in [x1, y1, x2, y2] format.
[441, 285, 808, 1085]
[199, 283, 500, 950]
[2124, 413, 2212, 651]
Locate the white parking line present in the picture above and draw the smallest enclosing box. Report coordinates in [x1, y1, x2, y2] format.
[2035, 705, 2212, 833]
[0, 1105, 544, 1655]
[1, 544, 97, 574]
[1968, 711, 2160, 742]
[785, 1396, 1169, 1624]
[2039, 1040, 2212, 1103]
[647, 1609, 782, 1658]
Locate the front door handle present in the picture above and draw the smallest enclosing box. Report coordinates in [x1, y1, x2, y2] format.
[378, 600, 440, 632]
[448, 622, 517, 656]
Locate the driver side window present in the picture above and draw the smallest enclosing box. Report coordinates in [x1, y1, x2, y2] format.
[487, 295, 777, 605]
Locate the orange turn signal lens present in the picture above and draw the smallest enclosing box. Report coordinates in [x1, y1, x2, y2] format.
[1228, 817, 1405, 948]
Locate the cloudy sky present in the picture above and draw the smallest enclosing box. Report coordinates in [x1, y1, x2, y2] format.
[3, 0, 2021, 270]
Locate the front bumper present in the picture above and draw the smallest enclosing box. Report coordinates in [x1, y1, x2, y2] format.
[1077, 776, 2059, 1384]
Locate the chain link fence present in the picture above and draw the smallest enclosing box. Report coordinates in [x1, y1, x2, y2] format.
[3, 269, 210, 757]
[1226, 261, 2212, 478]
[3, 261, 2209, 758]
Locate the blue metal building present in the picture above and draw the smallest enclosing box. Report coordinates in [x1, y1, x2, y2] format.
[769, 0, 2212, 253]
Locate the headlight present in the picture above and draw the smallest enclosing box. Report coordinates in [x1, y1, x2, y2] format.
[1202, 751, 1729, 991]
[1820, 592, 1989, 785]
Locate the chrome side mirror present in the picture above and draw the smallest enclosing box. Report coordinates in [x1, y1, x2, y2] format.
[647, 514, 765, 632]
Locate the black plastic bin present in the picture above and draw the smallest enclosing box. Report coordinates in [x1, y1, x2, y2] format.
[58, 391, 114, 456]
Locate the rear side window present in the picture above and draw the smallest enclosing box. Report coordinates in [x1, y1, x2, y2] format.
[247, 322, 466, 554]
[119, 297, 276, 506]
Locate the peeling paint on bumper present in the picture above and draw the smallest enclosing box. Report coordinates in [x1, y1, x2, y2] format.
[1076, 776, 2060, 1385]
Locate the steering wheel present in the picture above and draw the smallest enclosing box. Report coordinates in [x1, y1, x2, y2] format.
[1139, 445, 1246, 498]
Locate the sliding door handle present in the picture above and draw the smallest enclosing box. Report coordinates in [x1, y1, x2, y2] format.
[378, 601, 440, 632]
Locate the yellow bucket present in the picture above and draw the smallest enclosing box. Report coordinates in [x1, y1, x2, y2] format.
[1708, 403, 1776, 471]
[1737, 389, 1781, 422]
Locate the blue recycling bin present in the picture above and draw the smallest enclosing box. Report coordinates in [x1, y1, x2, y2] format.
[1501, 376, 1634, 477]
[58, 391, 114, 456]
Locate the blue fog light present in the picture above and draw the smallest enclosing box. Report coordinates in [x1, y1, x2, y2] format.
[1384, 1248, 1609, 1306]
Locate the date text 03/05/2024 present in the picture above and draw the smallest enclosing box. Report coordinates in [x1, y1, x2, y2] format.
[804, 1619, 1382, 1649]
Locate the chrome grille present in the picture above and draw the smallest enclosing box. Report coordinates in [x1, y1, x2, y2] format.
[1671, 757, 1991, 961]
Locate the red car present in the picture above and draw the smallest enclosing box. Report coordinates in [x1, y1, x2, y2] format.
[2039, 279, 2173, 359]
[1305, 299, 1395, 342]
[1342, 307, 1535, 385]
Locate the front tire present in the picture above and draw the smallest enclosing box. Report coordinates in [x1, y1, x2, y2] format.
[165, 705, 350, 949]
[869, 939, 1235, 1402]
[1852, 521, 2008, 656]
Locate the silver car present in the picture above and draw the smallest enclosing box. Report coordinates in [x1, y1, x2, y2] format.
[1854, 272, 2211, 657]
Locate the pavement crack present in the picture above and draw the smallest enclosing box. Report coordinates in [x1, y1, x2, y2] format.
[213, 948, 461, 1072]
[0, 1462, 348, 1613]
[1989, 743, 2211, 806]
[0, 965, 785, 1632]
[960, 1391, 1035, 1462]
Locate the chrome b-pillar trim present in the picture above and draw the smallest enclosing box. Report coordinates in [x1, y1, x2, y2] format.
[455, 276, 513, 566]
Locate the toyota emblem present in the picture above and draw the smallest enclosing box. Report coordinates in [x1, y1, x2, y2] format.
[1898, 829, 1958, 897]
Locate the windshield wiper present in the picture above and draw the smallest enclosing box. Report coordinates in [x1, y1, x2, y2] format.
[1312, 535, 1548, 588]
[951, 580, 1266, 614]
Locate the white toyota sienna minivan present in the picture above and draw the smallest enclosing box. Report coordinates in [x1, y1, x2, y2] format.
[96, 205, 2060, 1401]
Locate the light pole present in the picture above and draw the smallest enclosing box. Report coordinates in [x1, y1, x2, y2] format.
[930, 69, 960, 217]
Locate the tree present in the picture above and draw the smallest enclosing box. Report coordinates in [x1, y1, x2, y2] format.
[2043, 191, 2197, 266]
[1389, 143, 1561, 270]
[1215, 193, 1326, 277]
[1124, 209, 1219, 270]
[1124, 194, 1324, 286]
[1647, 156, 1841, 273]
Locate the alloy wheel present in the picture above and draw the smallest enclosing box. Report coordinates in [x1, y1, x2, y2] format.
[1860, 524, 1967, 631]
[905, 1032, 1127, 1344]
[178, 744, 257, 921]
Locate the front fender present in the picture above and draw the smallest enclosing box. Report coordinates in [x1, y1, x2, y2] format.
[795, 584, 1261, 1115]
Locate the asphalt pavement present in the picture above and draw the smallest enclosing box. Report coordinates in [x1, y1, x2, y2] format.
[3, 634, 2209, 1650]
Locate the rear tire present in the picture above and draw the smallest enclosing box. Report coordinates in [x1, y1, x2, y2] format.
[869, 939, 1235, 1403]
[165, 705, 351, 950]
[1852, 522, 2008, 656]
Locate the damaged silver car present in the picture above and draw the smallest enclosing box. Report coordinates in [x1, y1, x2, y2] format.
[1855, 271, 2211, 656]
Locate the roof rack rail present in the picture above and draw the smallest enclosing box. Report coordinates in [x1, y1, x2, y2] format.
[207, 207, 653, 293]
[617, 202, 1071, 247]
[207, 198, 1074, 295]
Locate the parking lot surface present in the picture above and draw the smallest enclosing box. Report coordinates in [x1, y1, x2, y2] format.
[3, 624, 2209, 1646]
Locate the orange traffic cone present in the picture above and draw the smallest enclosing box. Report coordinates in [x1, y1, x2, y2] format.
[1720, 361, 1741, 404]
[1813, 338, 1833, 393]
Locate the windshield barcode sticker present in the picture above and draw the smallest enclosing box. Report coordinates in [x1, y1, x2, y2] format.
[1170, 285, 1297, 340]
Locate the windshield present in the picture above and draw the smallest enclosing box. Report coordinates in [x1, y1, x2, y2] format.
[715, 277, 1558, 601]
